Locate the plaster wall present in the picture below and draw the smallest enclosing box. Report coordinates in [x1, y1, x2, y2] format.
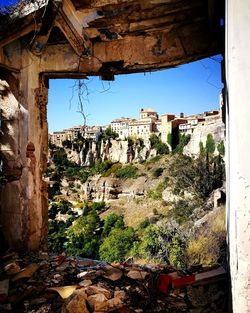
[226, 1, 250, 311]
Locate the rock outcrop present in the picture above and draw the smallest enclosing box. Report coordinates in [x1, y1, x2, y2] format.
[65, 138, 157, 166]
[183, 116, 225, 156]
[84, 176, 150, 202]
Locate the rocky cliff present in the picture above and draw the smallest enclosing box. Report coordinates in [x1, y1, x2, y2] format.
[183, 116, 225, 156]
[64, 138, 157, 166]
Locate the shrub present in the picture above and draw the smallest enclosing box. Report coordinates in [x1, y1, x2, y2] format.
[58, 200, 72, 214]
[115, 165, 138, 179]
[206, 133, 215, 154]
[102, 163, 122, 177]
[135, 221, 187, 268]
[91, 201, 106, 212]
[187, 208, 226, 266]
[148, 181, 167, 200]
[217, 141, 225, 156]
[155, 142, 169, 155]
[150, 134, 169, 155]
[99, 227, 136, 262]
[102, 213, 125, 237]
[152, 167, 163, 178]
[66, 209, 101, 258]
[168, 199, 196, 224]
[100, 127, 119, 141]
[48, 220, 68, 253]
[138, 218, 150, 230]
[146, 155, 161, 164]
[174, 134, 191, 154]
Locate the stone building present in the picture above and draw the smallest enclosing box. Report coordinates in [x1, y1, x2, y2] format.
[49, 131, 66, 146]
[110, 117, 134, 139]
[139, 108, 158, 120]
[160, 113, 176, 143]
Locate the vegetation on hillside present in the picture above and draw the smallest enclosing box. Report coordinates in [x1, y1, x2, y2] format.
[47, 132, 226, 269]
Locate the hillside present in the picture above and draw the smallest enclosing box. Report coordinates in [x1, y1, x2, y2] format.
[47, 132, 226, 269]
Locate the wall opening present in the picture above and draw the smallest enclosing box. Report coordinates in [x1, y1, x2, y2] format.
[46, 55, 226, 270]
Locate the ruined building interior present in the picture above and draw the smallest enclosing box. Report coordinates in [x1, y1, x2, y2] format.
[0, 0, 249, 312]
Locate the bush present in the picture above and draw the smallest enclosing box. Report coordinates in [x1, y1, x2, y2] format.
[134, 221, 187, 268]
[138, 218, 150, 230]
[66, 209, 101, 259]
[100, 127, 119, 141]
[58, 200, 72, 214]
[91, 201, 106, 212]
[48, 220, 68, 253]
[168, 199, 196, 224]
[99, 227, 136, 262]
[102, 213, 125, 237]
[150, 135, 169, 155]
[152, 167, 163, 178]
[155, 142, 169, 155]
[146, 155, 161, 165]
[102, 163, 122, 177]
[206, 133, 215, 154]
[174, 134, 191, 154]
[187, 208, 226, 266]
[115, 165, 138, 179]
[148, 181, 167, 200]
[217, 141, 225, 156]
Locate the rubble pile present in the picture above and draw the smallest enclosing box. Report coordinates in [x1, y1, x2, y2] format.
[0, 252, 229, 313]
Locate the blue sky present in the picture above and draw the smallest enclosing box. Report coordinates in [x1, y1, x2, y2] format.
[48, 56, 223, 132]
[0, 0, 18, 8]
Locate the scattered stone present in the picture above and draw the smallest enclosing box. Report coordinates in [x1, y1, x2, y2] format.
[85, 285, 112, 299]
[47, 285, 79, 299]
[79, 279, 92, 287]
[103, 265, 123, 281]
[0, 252, 229, 313]
[12, 263, 39, 281]
[61, 289, 89, 313]
[87, 293, 108, 311]
[126, 270, 148, 280]
[4, 263, 20, 275]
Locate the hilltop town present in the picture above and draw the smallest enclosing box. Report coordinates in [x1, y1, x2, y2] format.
[49, 105, 224, 154]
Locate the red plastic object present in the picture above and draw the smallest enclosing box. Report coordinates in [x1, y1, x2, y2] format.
[172, 274, 195, 288]
[156, 274, 172, 294]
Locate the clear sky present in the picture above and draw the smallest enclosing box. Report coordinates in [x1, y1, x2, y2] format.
[48, 55, 223, 132]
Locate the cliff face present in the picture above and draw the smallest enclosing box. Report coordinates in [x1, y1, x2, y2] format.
[84, 176, 151, 202]
[67, 139, 157, 166]
[183, 116, 225, 156]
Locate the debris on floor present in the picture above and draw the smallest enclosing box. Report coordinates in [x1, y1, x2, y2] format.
[0, 251, 229, 312]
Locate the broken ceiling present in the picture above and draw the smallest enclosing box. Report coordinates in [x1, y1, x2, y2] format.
[0, 0, 223, 78]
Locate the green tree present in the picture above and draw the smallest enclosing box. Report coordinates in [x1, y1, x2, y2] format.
[199, 141, 205, 155]
[206, 134, 215, 154]
[135, 222, 187, 268]
[99, 227, 136, 262]
[174, 133, 191, 154]
[48, 220, 68, 253]
[102, 213, 125, 237]
[217, 141, 225, 156]
[101, 127, 119, 141]
[66, 209, 101, 258]
[167, 133, 172, 148]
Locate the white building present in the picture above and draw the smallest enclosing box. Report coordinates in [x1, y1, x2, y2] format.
[111, 117, 134, 139]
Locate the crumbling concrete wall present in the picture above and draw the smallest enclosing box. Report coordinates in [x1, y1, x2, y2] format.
[0, 78, 27, 248]
[0, 50, 49, 250]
